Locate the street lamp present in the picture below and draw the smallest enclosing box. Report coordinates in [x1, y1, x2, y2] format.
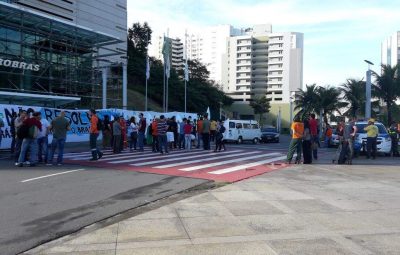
[364, 60, 374, 119]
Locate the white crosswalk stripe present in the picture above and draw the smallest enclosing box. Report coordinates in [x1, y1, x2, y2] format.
[108, 149, 215, 164]
[154, 151, 255, 169]
[131, 150, 243, 166]
[179, 152, 282, 171]
[209, 155, 287, 175]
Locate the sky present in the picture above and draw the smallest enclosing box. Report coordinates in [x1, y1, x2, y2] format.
[127, 0, 400, 87]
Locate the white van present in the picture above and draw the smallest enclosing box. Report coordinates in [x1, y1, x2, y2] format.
[223, 119, 262, 144]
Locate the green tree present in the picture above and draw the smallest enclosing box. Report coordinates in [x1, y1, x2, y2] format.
[340, 79, 366, 118]
[250, 96, 271, 124]
[316, 85, 345, 124]
[372, 64, 400, 125]
[293, 84, 320, 119]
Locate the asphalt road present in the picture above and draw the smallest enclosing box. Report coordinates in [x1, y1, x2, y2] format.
[0, 161, 207, 255]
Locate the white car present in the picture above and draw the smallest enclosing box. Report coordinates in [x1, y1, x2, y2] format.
[355, 121, 392, 155]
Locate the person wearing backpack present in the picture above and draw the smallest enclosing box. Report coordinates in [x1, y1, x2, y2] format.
[16, 112, 42, 167]
[89, 109, 103, 160]
[47, 111, 71, 166]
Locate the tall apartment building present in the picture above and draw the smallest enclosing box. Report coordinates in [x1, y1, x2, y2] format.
[187, 25, 242, 84]
[0, 0, 127, 108]
[150, 35, 184, 70]
[223, 26, 303, 104]
[382, 31, 400, 67]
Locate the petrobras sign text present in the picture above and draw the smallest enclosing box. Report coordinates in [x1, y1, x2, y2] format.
[0, 58, 40, 71]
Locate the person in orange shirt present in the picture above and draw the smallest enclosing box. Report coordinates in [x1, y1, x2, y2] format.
[151, 118, 159, 152]
[196, 116, 203, 149]
[287, 116, 304, 164]
[89, 109, 103, 161]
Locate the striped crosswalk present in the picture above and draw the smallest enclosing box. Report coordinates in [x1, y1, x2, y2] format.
[63, 147, 288, 182]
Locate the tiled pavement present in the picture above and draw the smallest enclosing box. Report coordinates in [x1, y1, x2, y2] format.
[26, 161, 400, 255]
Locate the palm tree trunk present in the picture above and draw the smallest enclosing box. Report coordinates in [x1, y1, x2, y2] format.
[387, 101, 392, 126]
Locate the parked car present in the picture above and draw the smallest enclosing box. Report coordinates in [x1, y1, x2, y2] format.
[355, 121, 392, 155]
[330, 129, 340, 147]
[261, 127, 280, 143]
[223, 119, 262, 144]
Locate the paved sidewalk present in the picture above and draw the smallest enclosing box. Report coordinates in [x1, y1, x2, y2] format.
[26, 158, 400, 255]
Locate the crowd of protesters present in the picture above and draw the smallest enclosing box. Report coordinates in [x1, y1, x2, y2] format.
[287, 113, 400, 165]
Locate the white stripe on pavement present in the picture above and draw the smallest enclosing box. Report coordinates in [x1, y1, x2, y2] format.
[209, 155, 287, 175]
[180, 152, 282, 172]
[109, 149, 216, 164]
[21, 169, 85, 183]
[155, 151, 255, 169]
[131, 150, 243, 167]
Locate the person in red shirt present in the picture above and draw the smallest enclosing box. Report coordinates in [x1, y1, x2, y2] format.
[89, 109, 103, 161]
[183, 119, 193, 151]
[308, 113, 319, 160]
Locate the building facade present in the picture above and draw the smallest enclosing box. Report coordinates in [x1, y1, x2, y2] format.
[382, 31, 400, 67]
[150, 35, 184, 70]
[0, 0, 127, 108]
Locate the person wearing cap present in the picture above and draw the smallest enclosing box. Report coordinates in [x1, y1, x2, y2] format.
[364, 118, 378, 159]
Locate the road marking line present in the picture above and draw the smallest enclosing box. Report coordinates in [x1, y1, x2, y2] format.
[131, 150, 243, 166]
[180, 152, 282, 171]
[21, 169, 86, 183]
[109, 149, 213, 164]
[209, 155, 287, 175]
[155, 151, 255, 169]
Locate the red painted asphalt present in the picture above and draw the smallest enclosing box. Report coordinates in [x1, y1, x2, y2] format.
[63, 148, 288, 182]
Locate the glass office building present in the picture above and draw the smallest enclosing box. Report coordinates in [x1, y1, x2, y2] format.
[0, 1, 125, 108]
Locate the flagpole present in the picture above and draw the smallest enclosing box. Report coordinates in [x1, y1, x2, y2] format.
[145, 76, 148, 111]
[163, 35, 166, 112]
[184, 79, 187, 113]
[184, 29, 188, 113]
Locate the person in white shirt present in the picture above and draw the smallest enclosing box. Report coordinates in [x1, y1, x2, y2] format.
[37, 116, 50, 163]
[128, 116, 138, 152]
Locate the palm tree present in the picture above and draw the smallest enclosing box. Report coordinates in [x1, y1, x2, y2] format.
[316, 85, 344, 124]
[372, 64, 400, 125]
[293, 84, 320, 119]
[340, 79, 366, 118]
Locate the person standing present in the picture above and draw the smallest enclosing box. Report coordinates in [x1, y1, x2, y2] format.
[47, 111, 71, 166]
[37, 114, 50, 164]
[119, 116, 127, 151]
[178, 118, 186, 149]
[324, 124, 333, 148]
[364, 118, 379, 159]
[10, 112, 18, 153]
[287, 116, 304, 164]
[0, 114, 4, 148]
[151, 117, 159, 152]
[14, 111, 27, 163]
[128, 116, 138, 152]
[332, 120, 345, 163]
[88, 109, 103, 161]
[308, 113, 319, 160]
[183, 119, 192, 151]
[214, 120, 226, 152]
[17, 112, 42, 167]
[202, 114, 211, 150]
[102, 115, 112, 150]
[157, 115, 169, 154]
[210, 119, 217, 143]
[302, 119, 312, 164]
[343, 117, 357, 160]
[112, 116, 122, 154]
[138, 113, 146, 152]
[169, 116, 178, 149]
[389, 121, 399, 157]
[196, 117, 203, 149]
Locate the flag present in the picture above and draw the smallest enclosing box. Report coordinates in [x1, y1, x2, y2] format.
[206, 106, 211, 119]
[145, 55, 150, 80]
[165, 55, 170, 79]
[184, 59, 189, 82]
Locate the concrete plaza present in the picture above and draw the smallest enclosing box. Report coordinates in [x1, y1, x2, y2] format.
[26, 154, 400, 255]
